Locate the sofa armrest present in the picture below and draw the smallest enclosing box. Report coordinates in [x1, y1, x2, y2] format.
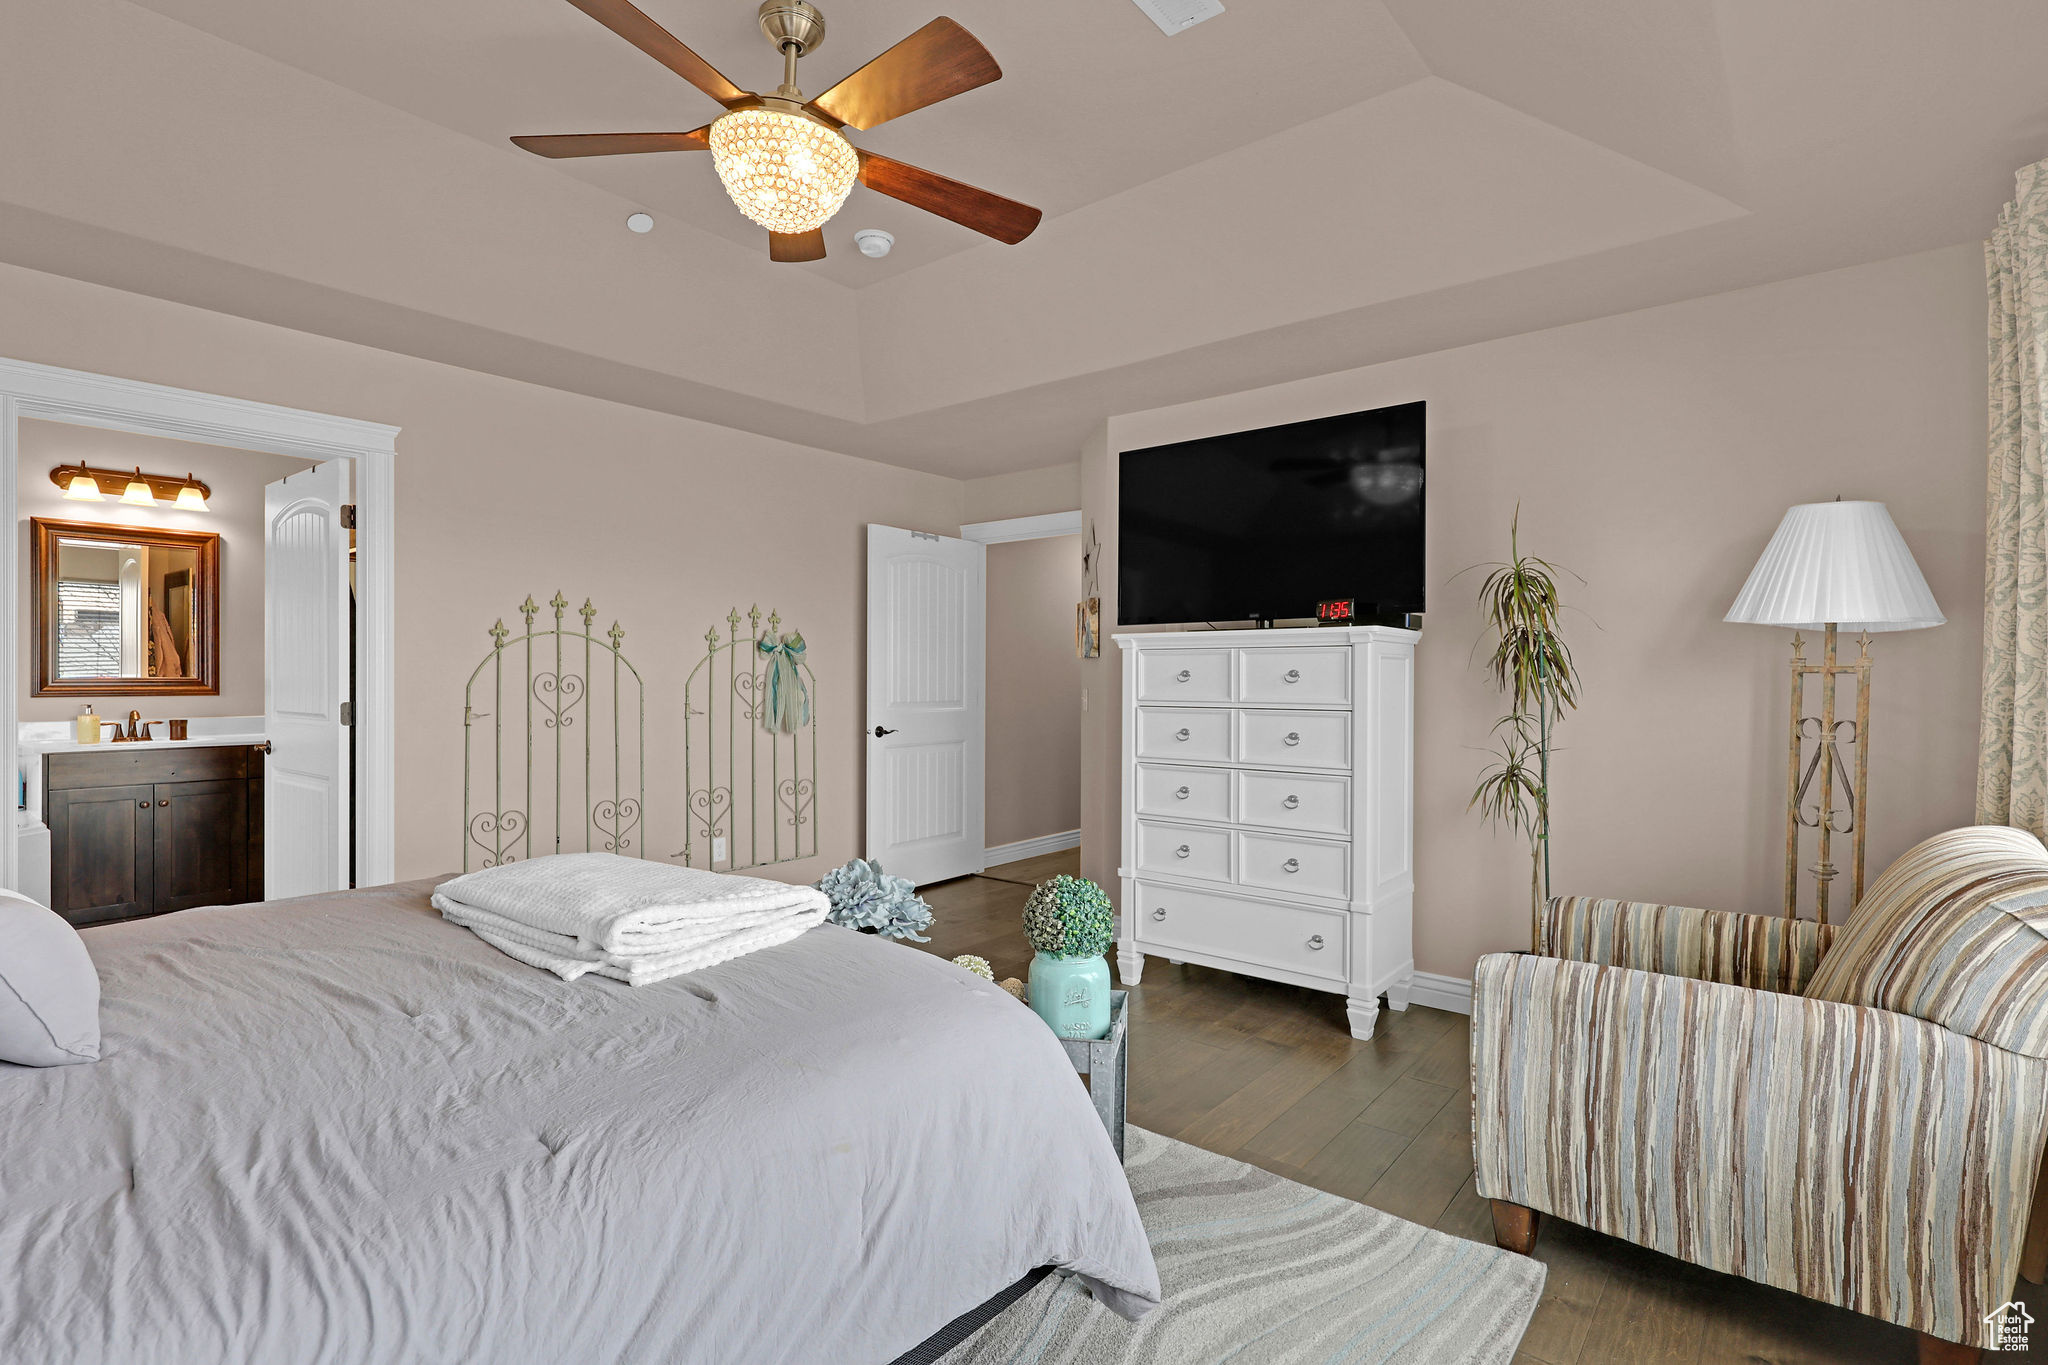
[1470, 951, 2048, 1350]
[1538, 894, 1835, 994]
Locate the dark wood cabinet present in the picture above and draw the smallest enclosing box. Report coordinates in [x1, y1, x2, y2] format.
[45, 745, 264, 927]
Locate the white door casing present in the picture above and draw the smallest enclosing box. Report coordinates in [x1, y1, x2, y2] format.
[265, 460, 351, 898]
[865, 525, 985, 887]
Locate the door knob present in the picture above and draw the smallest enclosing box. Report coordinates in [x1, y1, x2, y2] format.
[1283, 731, 1301, 746]
[1174, 786, 1190, 799]
[158, 800, 170, 807]
[1151, 907, 1167, 921]
[138, 800, 149, 809]
[871, 725, 896, 738]
[1282, 858, 1300, 873]
[1307, 934, 1325, 950]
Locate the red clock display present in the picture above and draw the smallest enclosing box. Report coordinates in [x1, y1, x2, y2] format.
[1317, 598, 1356, 624]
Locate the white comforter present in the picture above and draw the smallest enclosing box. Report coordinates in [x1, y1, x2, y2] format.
[2, 880, 1160, 1365]
[432, 853, 830, 984]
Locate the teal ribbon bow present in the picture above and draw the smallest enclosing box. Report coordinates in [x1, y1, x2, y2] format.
[756, 632, 811, 735]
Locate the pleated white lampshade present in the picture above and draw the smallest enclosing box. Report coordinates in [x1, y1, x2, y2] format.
[1725, 500, 1944, 632]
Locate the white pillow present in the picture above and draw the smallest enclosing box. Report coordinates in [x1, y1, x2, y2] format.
[0, 890, 100, 1066]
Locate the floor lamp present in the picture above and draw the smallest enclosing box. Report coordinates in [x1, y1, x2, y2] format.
[1725, 500, 1944, 923]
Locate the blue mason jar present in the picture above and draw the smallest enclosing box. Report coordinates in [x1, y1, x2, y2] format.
[1028, 951, 1112, 1040]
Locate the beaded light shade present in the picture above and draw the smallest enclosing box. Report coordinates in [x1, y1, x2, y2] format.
[708, 106, 858, 235]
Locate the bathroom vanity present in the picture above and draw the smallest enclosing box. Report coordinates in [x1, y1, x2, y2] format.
[20, 727, 267, 926]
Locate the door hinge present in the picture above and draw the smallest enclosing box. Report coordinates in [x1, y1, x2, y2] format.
[339, 701, 354, 726]
[910, 530, 940, 541]
[339, 504, 357, 529]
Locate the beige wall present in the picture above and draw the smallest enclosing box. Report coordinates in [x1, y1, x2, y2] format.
[17, 421, 306, 722]
[0, 260, 961, 884]
[985, 534, 1082, 849]
[1082, 244, 1988, 982]
[962, 463, 1082, 524]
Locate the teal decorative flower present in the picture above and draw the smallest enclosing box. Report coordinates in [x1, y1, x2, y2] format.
[1021, 875, 1114, 959]
[816, 857, 933, 941]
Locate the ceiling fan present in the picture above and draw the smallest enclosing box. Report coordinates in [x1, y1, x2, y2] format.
[513, 0, 1042, 263]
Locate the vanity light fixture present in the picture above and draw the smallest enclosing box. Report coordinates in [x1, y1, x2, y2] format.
[49, 464, 212, 510]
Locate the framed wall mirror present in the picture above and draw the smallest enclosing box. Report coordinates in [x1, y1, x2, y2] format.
[31, 517, 220, 697]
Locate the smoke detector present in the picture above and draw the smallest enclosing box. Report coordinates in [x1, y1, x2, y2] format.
[853, 228, 895, 258]
[1128, 0, 1223, 36]
[625, 212, 655, 233]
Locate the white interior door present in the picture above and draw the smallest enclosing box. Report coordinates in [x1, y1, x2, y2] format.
[866, 525, 985, 887]
[264, 461, 351, 899]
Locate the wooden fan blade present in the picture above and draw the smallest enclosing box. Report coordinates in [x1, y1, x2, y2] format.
[769, 229, 827, 262]
[806, 18, 1000, 131]
[856, 151, 1040, 244]
[511, 129, 710, 158]
[564, 0, 747, 106]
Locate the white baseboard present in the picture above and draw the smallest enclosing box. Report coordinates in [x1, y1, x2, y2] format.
[1406, 970, 1473, 1015]
[984, 829, 1082, 867]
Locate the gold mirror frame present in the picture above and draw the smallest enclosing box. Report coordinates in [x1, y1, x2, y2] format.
[31, 517, 221, 698]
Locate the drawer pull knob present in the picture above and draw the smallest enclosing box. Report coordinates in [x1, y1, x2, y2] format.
[1174, 786, 1190, 799]
[1175, 844, 1191, 859]
[1282, 857, 1301, 873]
[1152, 907, 1168, 921]
[1175, 728, 1191, 741]
[1283, 731, 1301, 746]
[138, 800, 150, 809]
[1176, 669, 1192, 683]
[1283, 669, 1302, 683]
[1282, 794, 1300, 809]
[158, 800, 170, 807]
[1307, 934, 1325, 950]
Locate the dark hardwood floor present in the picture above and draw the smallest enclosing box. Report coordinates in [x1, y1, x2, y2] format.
[918, 852, 2048, 1365]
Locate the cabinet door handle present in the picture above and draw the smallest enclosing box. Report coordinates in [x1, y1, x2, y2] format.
[138, 800, 150, 809]
[1176, 668, 1192, 683]
[1307, 934, 1325, 950]
[158, 800, 170, 807]
[1175, 844, 1191, 859]
[1283, 669, 1301, 683]
[1152, 907, 1167, 921]
[1283, 731, 1301, 746]
[1175, 728, 1191, 741]
[1282, 794, 1300, 809]
[1174, 786, 1190, 799]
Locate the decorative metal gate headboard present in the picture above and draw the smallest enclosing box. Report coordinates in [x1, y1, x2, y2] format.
[462, 593, 645, 871]
[679, 605, 817, 872]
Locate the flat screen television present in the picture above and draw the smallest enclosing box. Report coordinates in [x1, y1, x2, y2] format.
[1118, 400, 1425, 627]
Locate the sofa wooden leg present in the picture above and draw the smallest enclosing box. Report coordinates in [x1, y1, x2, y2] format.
[1489, 1200, 1541, 1256]
[2021, 1141, 2048, 1284]
[1915, 1332, 1980, 1364]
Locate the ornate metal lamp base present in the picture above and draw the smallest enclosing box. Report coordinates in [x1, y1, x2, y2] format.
[1782, 623, 1871, 923]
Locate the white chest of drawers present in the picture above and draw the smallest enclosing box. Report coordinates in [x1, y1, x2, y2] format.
[1114, 626, 1417, 1040]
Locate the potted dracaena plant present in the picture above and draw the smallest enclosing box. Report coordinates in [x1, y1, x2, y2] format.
[1465, 507, 1584, 947]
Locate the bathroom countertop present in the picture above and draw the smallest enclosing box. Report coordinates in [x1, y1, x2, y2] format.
[20, 732, 267, 757]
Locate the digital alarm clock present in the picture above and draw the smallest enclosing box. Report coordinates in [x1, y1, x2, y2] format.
[1316, 598, 1356, 625]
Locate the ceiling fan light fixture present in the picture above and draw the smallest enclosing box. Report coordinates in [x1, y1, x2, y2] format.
[708, 105, 858, 235]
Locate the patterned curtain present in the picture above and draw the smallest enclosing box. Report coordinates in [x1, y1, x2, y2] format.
[1980, 158, 2048, 837]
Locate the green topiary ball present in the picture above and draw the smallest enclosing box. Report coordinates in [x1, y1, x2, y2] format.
[1021, 874, 1115, 959]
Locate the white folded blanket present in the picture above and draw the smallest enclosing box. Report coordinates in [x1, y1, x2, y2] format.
[431, 853, 829, 985]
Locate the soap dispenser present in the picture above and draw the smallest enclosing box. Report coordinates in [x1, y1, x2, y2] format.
[75, 704, 100, 744]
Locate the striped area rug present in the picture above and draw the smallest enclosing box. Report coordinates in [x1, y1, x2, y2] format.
[941, 1127, 1545, 1365]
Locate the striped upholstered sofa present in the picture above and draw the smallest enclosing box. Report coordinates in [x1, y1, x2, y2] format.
[1471, 825, 2048, 1364]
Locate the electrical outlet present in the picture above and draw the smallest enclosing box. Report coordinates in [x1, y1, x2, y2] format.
[713, 836, 727, 863]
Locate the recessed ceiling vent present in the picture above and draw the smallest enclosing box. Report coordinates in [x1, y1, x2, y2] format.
[1128, 0, 1223, 36]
